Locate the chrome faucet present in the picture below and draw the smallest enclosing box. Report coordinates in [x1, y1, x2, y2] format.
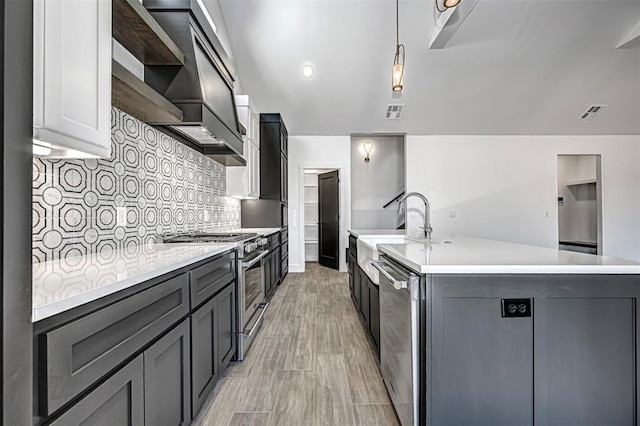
[398, 192, 433, 240]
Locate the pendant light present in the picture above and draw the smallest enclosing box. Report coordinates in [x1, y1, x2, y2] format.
[435, 0, 461, 13]
[392, 0, 405, 92]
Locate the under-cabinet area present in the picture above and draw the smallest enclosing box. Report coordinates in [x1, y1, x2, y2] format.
[33, 250, 238, 425]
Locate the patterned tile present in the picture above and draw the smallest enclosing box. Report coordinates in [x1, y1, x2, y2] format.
[33, 107, 241, 262]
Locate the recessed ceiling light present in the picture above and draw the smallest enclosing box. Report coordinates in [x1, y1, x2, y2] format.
[302, 64, 314, 79]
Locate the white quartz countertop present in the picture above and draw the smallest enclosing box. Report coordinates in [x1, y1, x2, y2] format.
[348, 229, 405, 238]
[375, 234, 640, 275]
[32, 242, 237, 322]
[233, 228, 281, 236]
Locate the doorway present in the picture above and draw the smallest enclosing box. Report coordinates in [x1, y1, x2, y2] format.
[557, 155, 603, 255]
[303, 169, 340, 270]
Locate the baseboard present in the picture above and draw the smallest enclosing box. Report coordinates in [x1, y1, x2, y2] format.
[289, 264, 304, 273]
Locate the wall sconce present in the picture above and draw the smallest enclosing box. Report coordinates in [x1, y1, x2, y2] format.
[363, 141, 373, 162]
[435, 0, 461, 13]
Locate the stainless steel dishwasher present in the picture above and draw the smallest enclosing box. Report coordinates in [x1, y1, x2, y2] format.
[371, 257, 420, 426]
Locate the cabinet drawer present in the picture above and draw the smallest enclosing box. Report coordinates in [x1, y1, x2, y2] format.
[280, 229, 288, 244]
[189, 251, 236, 308]
[268, 234, 280, 251]
[280, 241, 289, 258]
[39, 274, 189, 416]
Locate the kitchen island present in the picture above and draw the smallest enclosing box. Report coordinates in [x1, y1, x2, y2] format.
[348, 230, 640, 426]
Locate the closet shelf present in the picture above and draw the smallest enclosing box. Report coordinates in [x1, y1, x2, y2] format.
[566, 178, 596, 186]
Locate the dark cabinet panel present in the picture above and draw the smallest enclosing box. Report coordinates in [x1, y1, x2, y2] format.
[50, 356, 144, 426]
[264, 251, 273, 297]
[190, 296, 218, 417]
[40, 274, 189, 415]
[534, 297, 635, 425]
[431, 297, 533, 425]
[280, 154, 288, 204]
[348, 253, 355, 300]
[144, 319, 191, 426]
[359, 267, 369, 325]
[190, 282, 237, 419]
[353, 263, 361, 306]
[368, 281, 380, 355]
[258, 114, 288, 204]
[216, 284, 237, 371]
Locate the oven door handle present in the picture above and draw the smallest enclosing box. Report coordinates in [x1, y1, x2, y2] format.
[242, 250, 269, 268]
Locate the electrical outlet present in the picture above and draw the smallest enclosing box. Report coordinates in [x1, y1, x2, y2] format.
[501, 298, 532, 318]
[544, 210, 550, 218]
[449, 211, 457, 218]
[116, 207, 127, 227]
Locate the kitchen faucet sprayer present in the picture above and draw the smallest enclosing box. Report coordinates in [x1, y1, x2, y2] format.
[398, 192, 433, 240]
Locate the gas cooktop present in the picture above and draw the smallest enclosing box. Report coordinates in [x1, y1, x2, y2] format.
[162, 232, 259, 243]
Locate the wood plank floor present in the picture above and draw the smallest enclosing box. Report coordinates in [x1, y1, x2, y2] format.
[192, 263, 399, 426]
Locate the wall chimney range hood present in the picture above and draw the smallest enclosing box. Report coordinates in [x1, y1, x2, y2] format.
[143, 0, 245, 166]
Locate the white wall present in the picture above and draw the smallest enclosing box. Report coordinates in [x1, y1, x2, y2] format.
[405, 135, 640, 261]
[288, 136, 351, 272]
[351, 135, 405, 229]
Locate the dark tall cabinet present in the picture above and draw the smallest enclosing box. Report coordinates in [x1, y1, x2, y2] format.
[241, 113, 289, 284]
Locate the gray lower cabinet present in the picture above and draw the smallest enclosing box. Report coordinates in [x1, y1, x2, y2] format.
[359, 267, 369, 325]
[429, 275, 639, 425]
[431, 296, 534, 425]
[50, 355, 144, 426]
[190, 282, 237, 418]
[534, 297, 635, 425]
[144, 319, 191, 426]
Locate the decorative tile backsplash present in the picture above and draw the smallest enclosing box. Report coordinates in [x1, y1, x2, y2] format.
[32, 108, 241, 262]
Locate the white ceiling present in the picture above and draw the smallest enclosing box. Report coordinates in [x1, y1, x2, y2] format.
[219, 0, 640, 135]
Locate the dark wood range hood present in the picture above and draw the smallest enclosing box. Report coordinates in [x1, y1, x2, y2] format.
[113, 0, 246, 166]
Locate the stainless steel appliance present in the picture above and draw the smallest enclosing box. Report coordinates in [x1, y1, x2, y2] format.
[163, 232, 269, 360]
[371, 257, 420, 426]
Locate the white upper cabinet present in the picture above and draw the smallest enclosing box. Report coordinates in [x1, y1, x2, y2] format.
[227, 96, 260, 199]
[33, 0, 112, 158]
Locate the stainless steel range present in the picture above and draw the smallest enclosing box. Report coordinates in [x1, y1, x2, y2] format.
[163, 232, 269, 360]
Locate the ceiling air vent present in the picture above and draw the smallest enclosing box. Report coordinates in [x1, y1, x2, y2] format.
[386, 104, 404, 119]
[580, 104, 607, 121]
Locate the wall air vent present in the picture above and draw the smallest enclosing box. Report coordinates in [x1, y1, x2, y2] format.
[386, 104, 404, 119]
[579, 104, 607, 121]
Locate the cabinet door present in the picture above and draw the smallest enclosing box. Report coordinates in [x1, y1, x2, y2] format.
[144, 319, 191, 426]
[50, 356, 144, 425]
[280, 154, 288, 204]
[190, 296, 218, 417]
[358, 267, 369, 325]
[280, 127, 288, 157]
[431, 297, 533, 425]
[275, 247, 282, 285]
[264, 252, 273, 297]
[368, 281, 380, 354]
[215, 283, 237, 372]
[33, 0, 111, 158]
[534, 297, 635, 425]
[353, 264, 361, 307]
[348, 255, 355, 298]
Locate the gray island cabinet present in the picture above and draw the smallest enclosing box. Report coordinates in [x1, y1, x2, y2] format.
[427, 273, 638, 425]
[32, 246, 238, 426]
[351, 230, 640, 426]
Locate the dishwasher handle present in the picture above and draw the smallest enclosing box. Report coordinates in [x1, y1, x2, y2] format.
[371, 260, 408, 290]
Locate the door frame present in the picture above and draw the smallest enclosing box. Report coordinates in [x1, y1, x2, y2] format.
[556, 154, 603, 255]
[297, 164, 349, 273]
